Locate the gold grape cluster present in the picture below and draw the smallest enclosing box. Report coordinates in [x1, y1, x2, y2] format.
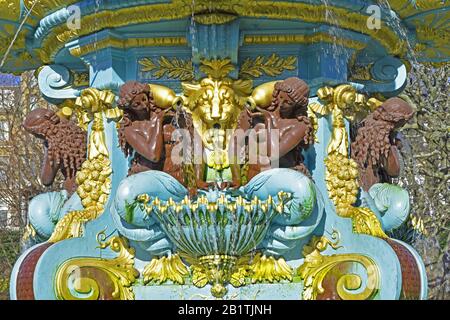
[76, 154, 112, 214]
[325, 153, 359, 216]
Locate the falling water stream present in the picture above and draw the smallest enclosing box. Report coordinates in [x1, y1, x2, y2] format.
[320, 0, 346, 76]
[92, 0, 102, 83]
[375, 0, 432, 224]
[376, 0, 420, 65]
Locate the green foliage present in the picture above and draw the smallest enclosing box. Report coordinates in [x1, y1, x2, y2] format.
[0, 230, 21, 299]
[399, 63, 449, 299]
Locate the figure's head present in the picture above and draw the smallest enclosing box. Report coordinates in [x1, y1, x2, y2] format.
[271, 77, 310, 117]
[351, 97, 414, 190]
[373, 97, 414, 128]
[23, 108, 60, 138]
[182, 78, 252, 131]
[118, 81, 153, 119]
[23, 108, 87, 189]
[188, 79, 238, 128]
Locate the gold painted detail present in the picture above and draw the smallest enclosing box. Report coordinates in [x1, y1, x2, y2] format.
[249, 253, 293, 284]
[136, 192, 291, 296]
[54, 236, 139, 300]
[136, 192, 287, 221]
[76, 154, 112, 215]
[22, 0, 446, 23]
[239, 54, 297, 79]
[70, 36, 187, 57]
[181, 59, 253, 170]
[307, 104, 320, 143]
[139, 56, 194, 81]
[142, 254, 189, 285]
[56, 99, 78, 120]
[325, 153, 387, 238]
[298, 234, 380, 300]
[148, 83, 183, 110]
[244, 33, 367, 51]
[199, 58, 236, 79]
[311, 85, 387, 238]
[0, 0, 21, 21]
[190, 255, 249, 298]
[194, 13, 238, 25]
[37, 1, 406, 64]
[48, 89, 119, 243]
[324, 153, 360, 215]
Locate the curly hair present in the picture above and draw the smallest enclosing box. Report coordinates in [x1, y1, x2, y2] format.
[270, 77, 310, 113]
[351, 97, 413, 183]
[23, 108, 87, 181]
[297, 115, 315, 147]
[117, 81, 155, 157]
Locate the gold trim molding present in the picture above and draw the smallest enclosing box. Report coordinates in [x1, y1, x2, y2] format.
[70, 37, 188, 57]
[21, 0, 447, 22]
[38, 1, 405, 63]
[244, 33, 367, 51]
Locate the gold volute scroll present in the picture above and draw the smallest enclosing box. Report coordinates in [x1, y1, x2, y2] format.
[55, 236, 139, 300]
[298, 234, 380, 300]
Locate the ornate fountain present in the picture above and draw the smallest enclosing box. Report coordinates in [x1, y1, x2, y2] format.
[1, 0, 448, 300]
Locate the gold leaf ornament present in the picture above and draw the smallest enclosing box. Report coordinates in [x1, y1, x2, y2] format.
[239, 54, 297, 79]
[142, 254, 189, 285]
[249, 253, 293, 283]
[139, 57, 194, 81]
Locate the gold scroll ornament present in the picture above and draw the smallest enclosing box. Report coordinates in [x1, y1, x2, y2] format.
[309, 85, 387, 238]
[298, 233, 380, 300]
[55, 235, 139, 300]
[48, 89, 122, 243]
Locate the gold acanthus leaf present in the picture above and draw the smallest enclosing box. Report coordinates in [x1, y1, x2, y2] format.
[239, 54, 297, 79]
[199, 58, 235, 79]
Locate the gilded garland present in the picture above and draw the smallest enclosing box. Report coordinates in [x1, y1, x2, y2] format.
[310, 85, 388, 238]
[48, 89, 121, 243]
